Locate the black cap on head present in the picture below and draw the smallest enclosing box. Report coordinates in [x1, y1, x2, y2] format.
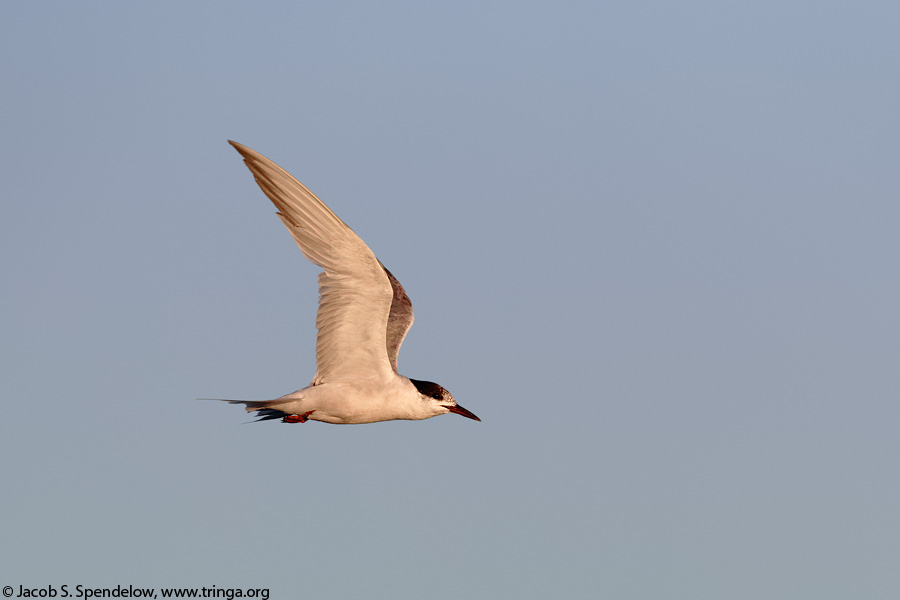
[410, 378, 444, 398]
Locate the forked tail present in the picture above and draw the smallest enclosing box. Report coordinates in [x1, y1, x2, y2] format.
[201, 398, 296, 422]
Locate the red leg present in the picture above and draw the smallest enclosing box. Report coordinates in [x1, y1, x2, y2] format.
[282, 411, 315, 423]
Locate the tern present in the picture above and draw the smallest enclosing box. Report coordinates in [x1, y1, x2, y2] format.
[211, 141, 480, 425]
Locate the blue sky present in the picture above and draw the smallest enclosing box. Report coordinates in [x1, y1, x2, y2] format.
[2, 1, 899, 597]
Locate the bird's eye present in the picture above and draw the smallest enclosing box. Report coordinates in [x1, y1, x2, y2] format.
[432, 393, 442, 400]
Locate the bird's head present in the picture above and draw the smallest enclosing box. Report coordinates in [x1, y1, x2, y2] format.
[409, 378, 480, 421]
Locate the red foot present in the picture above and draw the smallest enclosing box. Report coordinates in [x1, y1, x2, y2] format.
[282, 411, 315, 423]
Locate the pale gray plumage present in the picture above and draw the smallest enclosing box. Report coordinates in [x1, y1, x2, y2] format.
[211, 141, 480, 425]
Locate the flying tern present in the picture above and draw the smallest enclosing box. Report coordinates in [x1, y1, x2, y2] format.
[212, 141, 479, 425]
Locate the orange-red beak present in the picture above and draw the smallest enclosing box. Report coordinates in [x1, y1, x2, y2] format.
[447, 404, 480, 421]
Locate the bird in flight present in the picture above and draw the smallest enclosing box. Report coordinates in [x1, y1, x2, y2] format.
[212, 141, 479, 425]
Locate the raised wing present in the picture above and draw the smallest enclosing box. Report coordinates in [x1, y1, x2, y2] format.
[380, 263, 414, 373]
[229, 141, 396, 384]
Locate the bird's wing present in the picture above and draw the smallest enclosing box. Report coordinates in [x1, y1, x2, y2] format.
[229, 141, 400, 384]
[380, 262, 414, 373]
